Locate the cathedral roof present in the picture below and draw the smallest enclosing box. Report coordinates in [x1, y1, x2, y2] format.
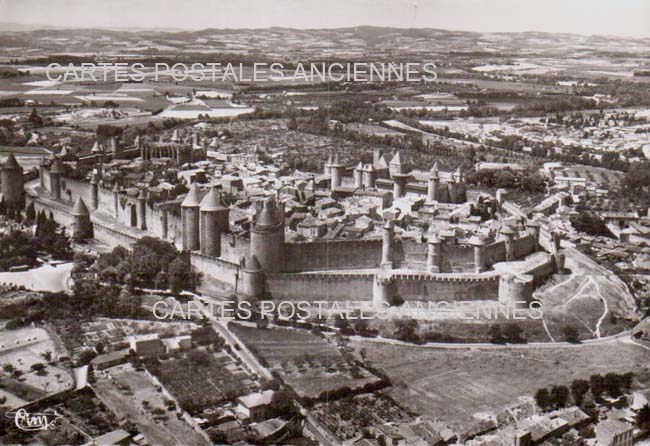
[199, 186, 225, 211]
[71, 197, 90, 216]
[181, 183, 201, 207]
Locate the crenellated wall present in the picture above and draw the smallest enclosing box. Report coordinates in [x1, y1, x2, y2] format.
[395, 240, 427, 269]
[512, 234, 537, 259]
[443, 244, 475, 272]
[284, 239, 383, 272]
[266, 272, 375, 300]
[483, 240, 507, 267]
[220, 232, 251, 264]
[264, 270, 500, 302]
[392, 273, 500, 301]
[190, 252, 238, 287]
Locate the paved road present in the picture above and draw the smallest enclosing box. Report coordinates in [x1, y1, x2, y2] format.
[346, 330, 633, 350]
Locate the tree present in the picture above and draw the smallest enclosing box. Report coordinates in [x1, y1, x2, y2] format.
[489, 324, 504, 344]
[604, 373, 623, 398]
[637, 404, 650, 430]
[29, 108, 43, 127]
[334, 314, 350, 331]
[188, 350, 210, 366]
[570, 212, 613, 238]
[551, 385, 570, 408]
[353, 314, 369, 335]
[30, 363, 46, 375]
[590, 374, 605, 400]
[168, 257, 197, 293]
[535, 388, 551, 410]
[571, 379, 590, 406]
[24, 202, 35, 225]
[394, 318, 420, 343]
[563, 325, 581, 343]
[503, 324, 525, 343]
[78, 349, 97, 366]
[622, 372, 635, 392]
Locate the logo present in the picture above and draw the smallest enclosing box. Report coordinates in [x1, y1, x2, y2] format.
[5, 408, 62, 431]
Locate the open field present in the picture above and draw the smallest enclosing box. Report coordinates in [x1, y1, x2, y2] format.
[0, 326, 73, 406]
[535, 247, 640, 338]
[231, 323, 380, 398]
[0, 262, 73, 292]
[353, 339, 650, 428]
[94, 363, 210, 446]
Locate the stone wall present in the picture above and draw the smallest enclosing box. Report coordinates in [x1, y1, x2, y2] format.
[283, 239, 383, 272]
[266, 272, 375, 300]
[392, 273, 500, 301]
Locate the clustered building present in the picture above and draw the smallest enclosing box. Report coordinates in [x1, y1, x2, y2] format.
[16, 143, 564, 309]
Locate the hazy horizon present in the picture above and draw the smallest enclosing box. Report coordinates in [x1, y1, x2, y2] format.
[0, 0, 649, 38]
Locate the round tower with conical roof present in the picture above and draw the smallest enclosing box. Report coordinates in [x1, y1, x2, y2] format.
[239, 254, 265, 298]
[90, 172, 100, 210]
[381, 220, 394, 269]
[71, 197, 93, 241]
[353, 162, 363, 189]
[199, 186, 229, 257]
[427, 162, 440, 202]
[250, 197, 284, 273]
[469, 235, 488, 273]
[1, 153, 24, 210]
[39, 156, 47, 188]
[500, 225, 516, 261]
[181, 184, 201, 251]
[330, 153, 343, 192]
[362, 164, 376, 189]
[137, 188, 147, 230]
[389, 151, 409, 198]
[427, 231, 443, 273]
[49, 157, 64, 200]
[112, 182, 120, 219]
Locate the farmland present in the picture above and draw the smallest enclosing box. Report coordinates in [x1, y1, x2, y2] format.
[353, 339, 650, 429]
[93, 363, 210, 446]
[230, 323, 381, 398]
[311, 393, 414, 442]
[145, 349, 257, 413]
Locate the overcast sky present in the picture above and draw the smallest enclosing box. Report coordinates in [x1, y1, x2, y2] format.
[1, 0, 649, 37]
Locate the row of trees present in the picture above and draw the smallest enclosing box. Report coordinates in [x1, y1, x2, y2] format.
[534, 372, 635, 411]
